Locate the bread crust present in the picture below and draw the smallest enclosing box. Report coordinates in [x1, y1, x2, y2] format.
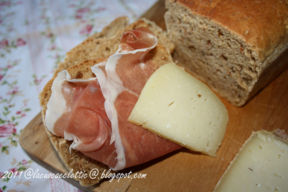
[172, 0, 288, 60]
[39, 17, 174, 186]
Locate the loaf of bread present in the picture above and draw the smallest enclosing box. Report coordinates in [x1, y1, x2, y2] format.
[165, 0, 288, 106]
[39, 17, 174, 186]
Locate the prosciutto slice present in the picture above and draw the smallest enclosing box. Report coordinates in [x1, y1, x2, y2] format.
[45, 28, 180, 170]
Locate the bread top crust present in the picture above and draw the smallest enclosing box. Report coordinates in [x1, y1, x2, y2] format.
[168, 0, 288, 60]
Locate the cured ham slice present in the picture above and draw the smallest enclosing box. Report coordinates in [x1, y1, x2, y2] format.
[45, 28, 180, 170]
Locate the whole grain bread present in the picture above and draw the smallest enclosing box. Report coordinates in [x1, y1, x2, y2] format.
[39, 17, 174, 186]
[165, 0, 288, 106]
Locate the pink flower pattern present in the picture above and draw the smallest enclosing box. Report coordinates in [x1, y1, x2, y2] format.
[16, 38, 26, 46]
[7, 87, 19, 96]
[0, 39, 9, 49]
[75, 7, 90, 20]
[80, 24, 93, 35]
[0, 124, 15, 137]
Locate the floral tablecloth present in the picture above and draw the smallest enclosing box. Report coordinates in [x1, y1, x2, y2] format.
[0, 0, 157, 191]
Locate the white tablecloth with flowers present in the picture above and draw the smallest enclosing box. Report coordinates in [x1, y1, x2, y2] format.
[0, 0, 157, 191]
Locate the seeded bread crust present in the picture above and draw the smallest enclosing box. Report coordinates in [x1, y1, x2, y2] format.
[39, 17, 174, 186]
[165, 0, 288, 106]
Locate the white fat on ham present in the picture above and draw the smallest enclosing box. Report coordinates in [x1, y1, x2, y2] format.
[129, 63, 228, 156]
[44, 71, 96, 149]
[90, 35, 157, 170]
[45, 70, 70, 135]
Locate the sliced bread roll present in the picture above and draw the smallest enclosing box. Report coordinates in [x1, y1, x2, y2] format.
[39, 17, 174, 186]
[165, 0, 288, 106]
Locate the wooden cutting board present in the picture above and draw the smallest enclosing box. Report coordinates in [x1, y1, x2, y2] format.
[19, 0, 288, 191]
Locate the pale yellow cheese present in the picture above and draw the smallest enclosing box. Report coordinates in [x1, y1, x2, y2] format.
[128, 63, 228, 156]
[214, 130, 288, 192]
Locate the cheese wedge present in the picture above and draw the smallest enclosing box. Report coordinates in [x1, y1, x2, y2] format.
[128, 63, 228, 156]
[214, 130, 288, 192]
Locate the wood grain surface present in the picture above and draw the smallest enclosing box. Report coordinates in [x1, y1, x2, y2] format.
[19, 0, 288, 191]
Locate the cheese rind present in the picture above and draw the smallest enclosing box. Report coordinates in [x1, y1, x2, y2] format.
[128, 63, 228, 155]
[214, 130, 288, 192]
